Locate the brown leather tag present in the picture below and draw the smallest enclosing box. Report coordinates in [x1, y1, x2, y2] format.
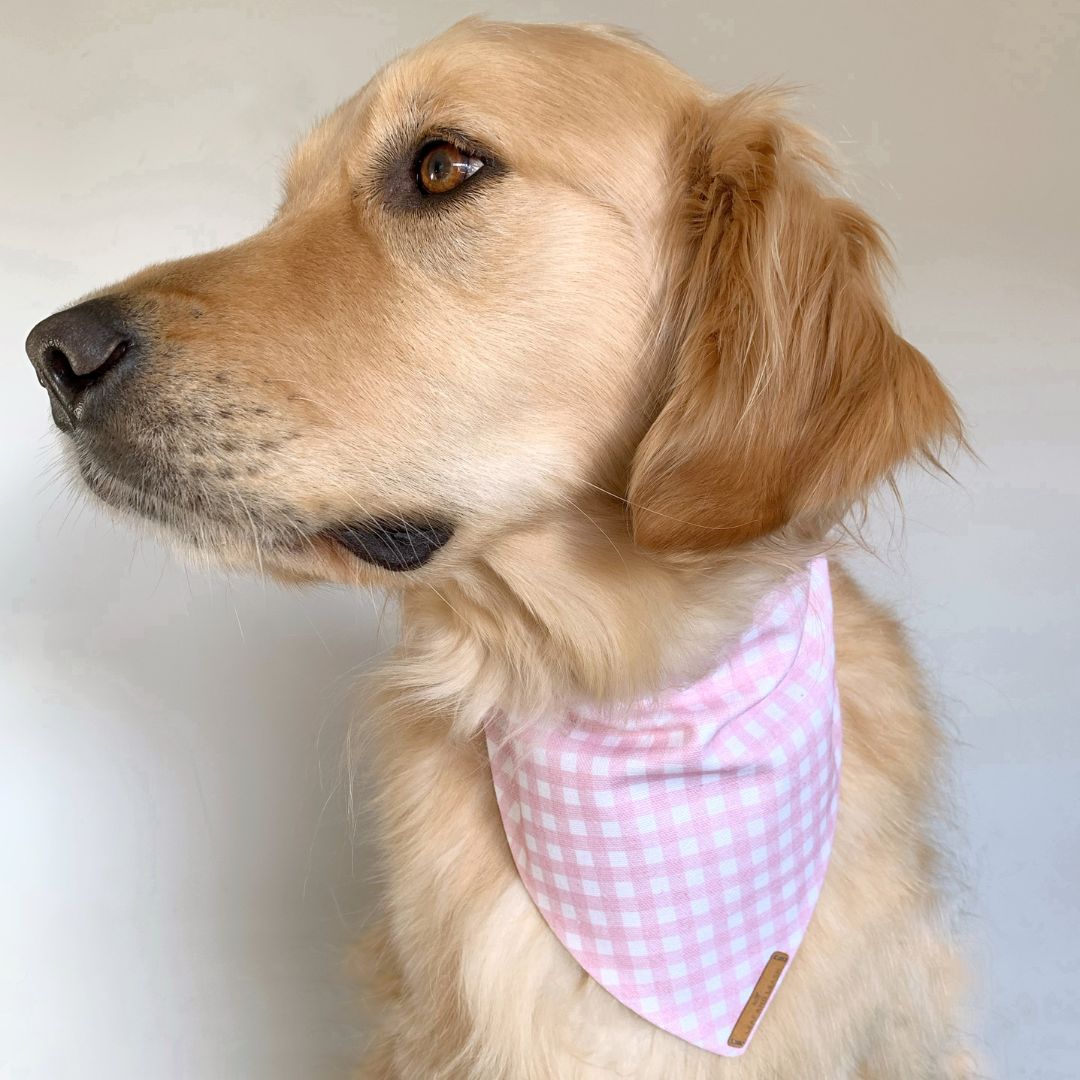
[727, 951, 789, 1048]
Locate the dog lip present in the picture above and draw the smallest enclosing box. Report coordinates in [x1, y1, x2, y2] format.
[324, 517, 454, 572]
[46, 390, 78, 433]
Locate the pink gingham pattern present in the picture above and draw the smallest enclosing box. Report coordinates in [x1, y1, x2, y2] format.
[485, 557, 841, 1057]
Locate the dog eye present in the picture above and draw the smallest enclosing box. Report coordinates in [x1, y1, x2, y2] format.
[416, 141, 483, 195]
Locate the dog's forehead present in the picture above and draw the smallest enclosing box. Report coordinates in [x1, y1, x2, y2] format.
[284, 20, 693, 208]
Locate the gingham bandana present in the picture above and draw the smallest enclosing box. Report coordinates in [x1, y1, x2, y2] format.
[485, 557, 841, 1057]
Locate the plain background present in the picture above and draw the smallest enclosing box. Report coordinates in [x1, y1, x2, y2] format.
[2, 1, 1078, 1077]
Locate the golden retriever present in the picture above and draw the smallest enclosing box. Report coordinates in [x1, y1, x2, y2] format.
[26, 18, 971, 1079]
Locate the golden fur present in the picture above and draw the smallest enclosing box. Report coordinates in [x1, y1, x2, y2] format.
[54, 19, 971, 1078]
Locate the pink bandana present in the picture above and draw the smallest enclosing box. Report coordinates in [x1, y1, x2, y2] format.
[485, 557, 841, 1056]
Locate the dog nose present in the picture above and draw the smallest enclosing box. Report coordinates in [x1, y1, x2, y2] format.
[25, 297, 140, 430]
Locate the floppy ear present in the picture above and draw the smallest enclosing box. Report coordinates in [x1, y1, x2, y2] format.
[628, 91, 962, 552]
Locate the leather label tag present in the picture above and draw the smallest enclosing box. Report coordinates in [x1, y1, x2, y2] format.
[727, 951, 789, 1048]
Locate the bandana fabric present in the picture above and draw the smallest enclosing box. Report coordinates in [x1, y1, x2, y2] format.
[485, 557, 841, 1057]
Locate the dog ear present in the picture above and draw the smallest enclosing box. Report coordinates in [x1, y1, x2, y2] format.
[628, 92, 962, 552]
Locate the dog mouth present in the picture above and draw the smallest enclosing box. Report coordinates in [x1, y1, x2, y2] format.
[322, 519, 454, 571]
[72, 444, 455, 573]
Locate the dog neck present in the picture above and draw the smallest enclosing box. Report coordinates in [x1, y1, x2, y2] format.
[395, 501, 823, 738]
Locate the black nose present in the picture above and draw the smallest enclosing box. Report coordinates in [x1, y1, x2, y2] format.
[25, 297, 140, 431]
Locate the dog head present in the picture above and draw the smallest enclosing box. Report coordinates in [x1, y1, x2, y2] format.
[26, 19, 960, 588]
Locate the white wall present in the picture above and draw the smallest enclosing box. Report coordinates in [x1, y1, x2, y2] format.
[2, 2, 1077, 1077]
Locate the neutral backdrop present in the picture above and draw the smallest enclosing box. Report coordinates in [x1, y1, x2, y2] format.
[2, 2, 1077, 1078]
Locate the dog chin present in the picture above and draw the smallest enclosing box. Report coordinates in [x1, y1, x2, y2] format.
[74, 453, 455, 584]
[171, 522, 457, 587]
[189, 520, 457, 584]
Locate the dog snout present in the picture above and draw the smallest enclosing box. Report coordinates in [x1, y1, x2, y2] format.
[26, 296, 141, 431]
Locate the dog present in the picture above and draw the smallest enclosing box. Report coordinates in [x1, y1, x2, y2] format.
[25, 18, 971, 1079]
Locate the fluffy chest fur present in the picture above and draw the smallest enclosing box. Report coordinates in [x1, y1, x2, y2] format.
[359, 562, 967, 1080]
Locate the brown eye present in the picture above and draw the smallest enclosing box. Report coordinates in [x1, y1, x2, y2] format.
[416, 141, 483, 195]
